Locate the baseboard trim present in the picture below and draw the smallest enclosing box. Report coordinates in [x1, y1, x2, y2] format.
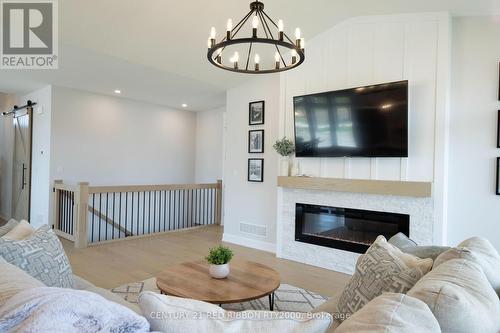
[222, 233, 276, 253]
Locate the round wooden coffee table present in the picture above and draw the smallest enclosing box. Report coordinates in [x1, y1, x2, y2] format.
[156, 260, 280, 310]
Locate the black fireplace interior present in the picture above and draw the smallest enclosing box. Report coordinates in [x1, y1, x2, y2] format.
[295, 203, 409, 254]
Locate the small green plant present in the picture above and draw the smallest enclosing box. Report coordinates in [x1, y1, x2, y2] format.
[273, 137, 295, 157]
[205, 245, 234, 265]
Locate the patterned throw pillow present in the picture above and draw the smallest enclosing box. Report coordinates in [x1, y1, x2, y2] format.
[337, 236, 432, 320]
[0, 225, 74, 288]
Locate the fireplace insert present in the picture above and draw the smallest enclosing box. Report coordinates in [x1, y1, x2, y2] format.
[295, 203, 409, 253]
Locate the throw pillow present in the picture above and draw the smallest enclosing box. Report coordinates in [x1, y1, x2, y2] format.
[0, 257, 45, 308]
[434, 237, 500, 296]
[0, 219, 18, 237]
[388, 232, 450, 261]
[0, 225, 74, 288]
[0, 287, 150, 333]
[139, 291, 333, 333]
[337, 236, 432, 320]
[2, 220, 35, 240]
[335, 293, 440, 333]
[408, 258, 500, 333]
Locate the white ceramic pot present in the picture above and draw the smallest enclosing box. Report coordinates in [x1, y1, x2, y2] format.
[281, 158, 290, 176]
[209, 263, 230, 279]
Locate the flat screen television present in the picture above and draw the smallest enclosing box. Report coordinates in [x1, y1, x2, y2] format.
[293, 81, 408, 158]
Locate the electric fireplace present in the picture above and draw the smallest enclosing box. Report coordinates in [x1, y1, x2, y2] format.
[295, 203, 409, 254]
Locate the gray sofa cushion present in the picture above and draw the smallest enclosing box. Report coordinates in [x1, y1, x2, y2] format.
[337, 236, 432, 320]
[312, 294, 342, 333]
[388, 232, 450, 260]
[335, 293, 441, 333]
[139, 291, 333, 333]
[408, 258, 500, 333]
[0, 219, 18, 237]
[0, 225, 74, 288]
[459, 237, 500, 296]
[0, 257, 45, 307]
[388, 232, 417, 248]
[435, 237, 500, 297]
[72, 275, 141, 314]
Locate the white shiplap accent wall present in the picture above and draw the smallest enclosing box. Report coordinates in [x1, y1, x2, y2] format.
[276, 13, 451, 271]
[279, 13, 450, 184]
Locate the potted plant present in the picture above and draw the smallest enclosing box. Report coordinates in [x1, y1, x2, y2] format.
[273, 137, 295, 176]
[205, 245, 234, 279]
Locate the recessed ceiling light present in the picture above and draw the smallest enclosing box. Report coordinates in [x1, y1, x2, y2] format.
[181, 104, 188, 108]
[114, 89, 121, 94]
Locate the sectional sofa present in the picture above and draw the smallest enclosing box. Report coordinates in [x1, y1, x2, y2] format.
[1, 219, 499, 333]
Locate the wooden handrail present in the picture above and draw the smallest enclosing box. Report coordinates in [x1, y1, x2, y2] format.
[54, 182, 79, 192]
[59, 190, 135, 238]
[88, 182, 219, 194]
[52, 179, 223, 248]
[87, 205, 134, 237]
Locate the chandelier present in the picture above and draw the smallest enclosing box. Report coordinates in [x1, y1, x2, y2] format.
[206, 1, 305, 74]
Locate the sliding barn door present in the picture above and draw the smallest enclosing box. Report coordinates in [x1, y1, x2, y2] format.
[11, 108, 32, 221]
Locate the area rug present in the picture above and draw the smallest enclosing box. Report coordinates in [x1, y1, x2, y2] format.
[111, 278, 328, 312]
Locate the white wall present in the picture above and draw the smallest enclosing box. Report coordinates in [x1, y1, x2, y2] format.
[195, 107, 224, 183]
[25, 86, 53, 228]
[447, 16, 500, 250]
[0, 93, 18, 220]
[50, 86, 197, 186]
[223, 76, 280, 252]
[280, 13, 451, 245]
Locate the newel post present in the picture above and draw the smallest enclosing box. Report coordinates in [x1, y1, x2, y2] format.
[53, 180, 63, 229]
[74, 182, 89, 249]
[215, 180, 223, 225]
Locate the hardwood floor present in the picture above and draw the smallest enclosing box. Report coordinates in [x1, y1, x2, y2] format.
[62, 225, 350, 297]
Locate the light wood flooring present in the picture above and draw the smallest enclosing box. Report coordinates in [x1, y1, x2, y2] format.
[62, 225, 350, 297]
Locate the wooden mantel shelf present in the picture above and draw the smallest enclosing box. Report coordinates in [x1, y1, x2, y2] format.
[277, 176, 432, 198]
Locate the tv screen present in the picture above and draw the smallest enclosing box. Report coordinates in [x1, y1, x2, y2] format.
[293, 81, 408, 158]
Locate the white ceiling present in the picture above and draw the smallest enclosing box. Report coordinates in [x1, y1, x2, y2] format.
[0, 0, 499, 111]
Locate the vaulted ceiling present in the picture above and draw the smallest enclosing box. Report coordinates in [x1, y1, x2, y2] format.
[0, 0, 499, 111]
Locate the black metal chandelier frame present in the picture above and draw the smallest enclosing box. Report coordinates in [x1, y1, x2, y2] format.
[207, 1, 305, 74]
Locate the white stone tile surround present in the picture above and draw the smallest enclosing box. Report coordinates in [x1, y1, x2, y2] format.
[276, 188, 434, 275]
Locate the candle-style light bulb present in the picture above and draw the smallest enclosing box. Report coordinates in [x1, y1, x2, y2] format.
[275, 51, 280, 69]
[252, 16, 259, 29]
[216, 48, 222, 64]
[209, 27, 216, 48]
[254, 53, 260, 71]
[207, 37, 211, 49]
[232, 51, 239, 69]
[295, 28, 301, 39]
[300, 38, 305, 50]
[252, 16, 258, 37]
[295, 28, 301, 48]
[278, 19, 284, 41]
[226, 19, 233, 39]
[291, 49, 297, 64]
